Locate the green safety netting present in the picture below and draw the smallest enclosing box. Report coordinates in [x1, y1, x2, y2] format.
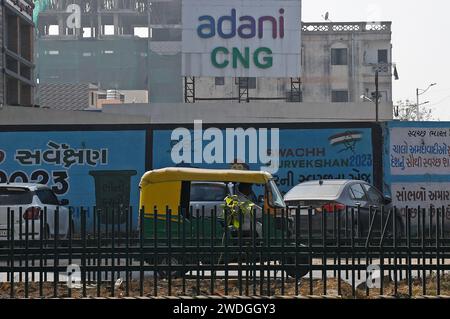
[33, 0, 48, 26]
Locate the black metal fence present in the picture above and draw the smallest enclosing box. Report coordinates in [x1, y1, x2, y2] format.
[1, 205, 450, 299]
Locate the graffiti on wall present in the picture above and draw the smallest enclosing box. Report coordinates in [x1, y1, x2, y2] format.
[0, 130, 147, 226]
[385, 123, 450, 212]
[153, 126, 375, 195]
[390, 127, 450, 175]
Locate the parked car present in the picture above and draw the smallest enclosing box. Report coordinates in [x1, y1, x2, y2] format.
[284, 180, 404, 239]
[0, 183, 72, 240]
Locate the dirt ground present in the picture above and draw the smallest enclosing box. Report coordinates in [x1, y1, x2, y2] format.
[1, 274, 450, 299]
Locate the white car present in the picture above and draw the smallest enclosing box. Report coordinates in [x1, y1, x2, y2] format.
[0, 183, 72, 240]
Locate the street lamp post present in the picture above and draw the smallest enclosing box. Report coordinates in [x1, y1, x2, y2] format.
[416, 83, 437, 121]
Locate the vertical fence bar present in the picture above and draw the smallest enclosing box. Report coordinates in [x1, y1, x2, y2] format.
[81, 207, 87, 297]
[39, 208, 44, 297]
[435, 208, 440, 296]
[252, 206, 257, 296]
[44, 209, 48, 283]
[31, 208, 36, 283]
[355, 205, 361, 282]
[417, 205, 421, 281]
[126, 207, 130, 297]
[167, 206, 172, 296]
[201, 206, 205, 281]
[421, 207, 426, 296]
[308, 207, 313, 296]
[68, 209, 74, 297]
[92, 206, 96, 285]
[351, 207, 355, 297]
[110, 207, 115, 297]
[295, 206, 300, 296]
[337, 208, 342, 296]
[267, 208, 271, 297]
[259, 208, 265, 296]
[322, 207, 327, 296]
[19, 207, 22, 284]
[25, 207, 29, 298]
[6, 207, 10, 284]
[153, 206, 157, 296]
[281, 208, 285, 296]
[9, 208, 15, 298]
[406, 206, 412, 297]
[53, 207, 59, 298]
[211, 206, 217, 296]
[104, 208, 109, 283]
[441, 205, 445, 278]
[237, 208, 243, 296]
[177, 206, 182, 292]
[139, 206, 145, 297]
[224, 206, 229, 295]
[97, 208, 101, 297]
[117, 207, 122, 282]
[196, 208, 200, 295]
[379, 205, 384, 296]
[393, 207, 398, 296]
[182, 207, 186, 296]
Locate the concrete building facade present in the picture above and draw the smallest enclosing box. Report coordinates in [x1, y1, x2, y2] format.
[194, 22, 393, 105]
[34, 0, 182, 104]
[0, 0, 35, 107]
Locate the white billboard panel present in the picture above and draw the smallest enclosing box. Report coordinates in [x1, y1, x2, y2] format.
[389, 127, 450, 175]
[182, 0, 302, 78]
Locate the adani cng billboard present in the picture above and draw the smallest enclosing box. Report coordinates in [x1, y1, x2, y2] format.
[182, 0, 302, 78]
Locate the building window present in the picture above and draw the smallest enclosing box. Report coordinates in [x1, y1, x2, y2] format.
[331, 48, 348, 65]
[215, 77, 225, 86]
[332, 90, 349, 102]
[235, 77, 257, 89]
[378, 49, 388, 63]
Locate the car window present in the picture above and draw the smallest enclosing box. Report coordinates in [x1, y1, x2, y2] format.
[190, 183, 228, 202]
[349, 184, 368, 201]
[0, 187, 33, 205]
[35, 189, 60, 205]
[363, 184, 384, 204]
[287, 184, 343, 199]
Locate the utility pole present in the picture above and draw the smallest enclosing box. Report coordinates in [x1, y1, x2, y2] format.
[416, 83, 437, 121]
[416, 88, 420, 121]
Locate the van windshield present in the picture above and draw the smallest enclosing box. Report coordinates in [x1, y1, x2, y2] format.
[268, 180, 286, 208]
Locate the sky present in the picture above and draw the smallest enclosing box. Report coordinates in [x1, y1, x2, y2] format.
[302, 0, 450, 120]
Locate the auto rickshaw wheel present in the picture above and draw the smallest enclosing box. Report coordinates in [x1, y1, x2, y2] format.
[157, 256, 185, 279]
[283, 253, 310, 280]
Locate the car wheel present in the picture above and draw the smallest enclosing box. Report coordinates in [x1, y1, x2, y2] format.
[284, 258, 310, 280]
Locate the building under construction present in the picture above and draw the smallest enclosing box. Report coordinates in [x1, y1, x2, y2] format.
[35, 0, 182, 105]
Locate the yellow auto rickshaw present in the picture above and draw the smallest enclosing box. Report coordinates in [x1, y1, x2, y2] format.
[138, 167, 308, 278]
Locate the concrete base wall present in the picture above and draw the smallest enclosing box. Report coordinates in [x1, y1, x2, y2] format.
[0, 105, 151, 125]
[102, 101, 393, 124]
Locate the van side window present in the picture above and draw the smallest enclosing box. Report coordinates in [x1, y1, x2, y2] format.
[190, 183, 227, 202]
